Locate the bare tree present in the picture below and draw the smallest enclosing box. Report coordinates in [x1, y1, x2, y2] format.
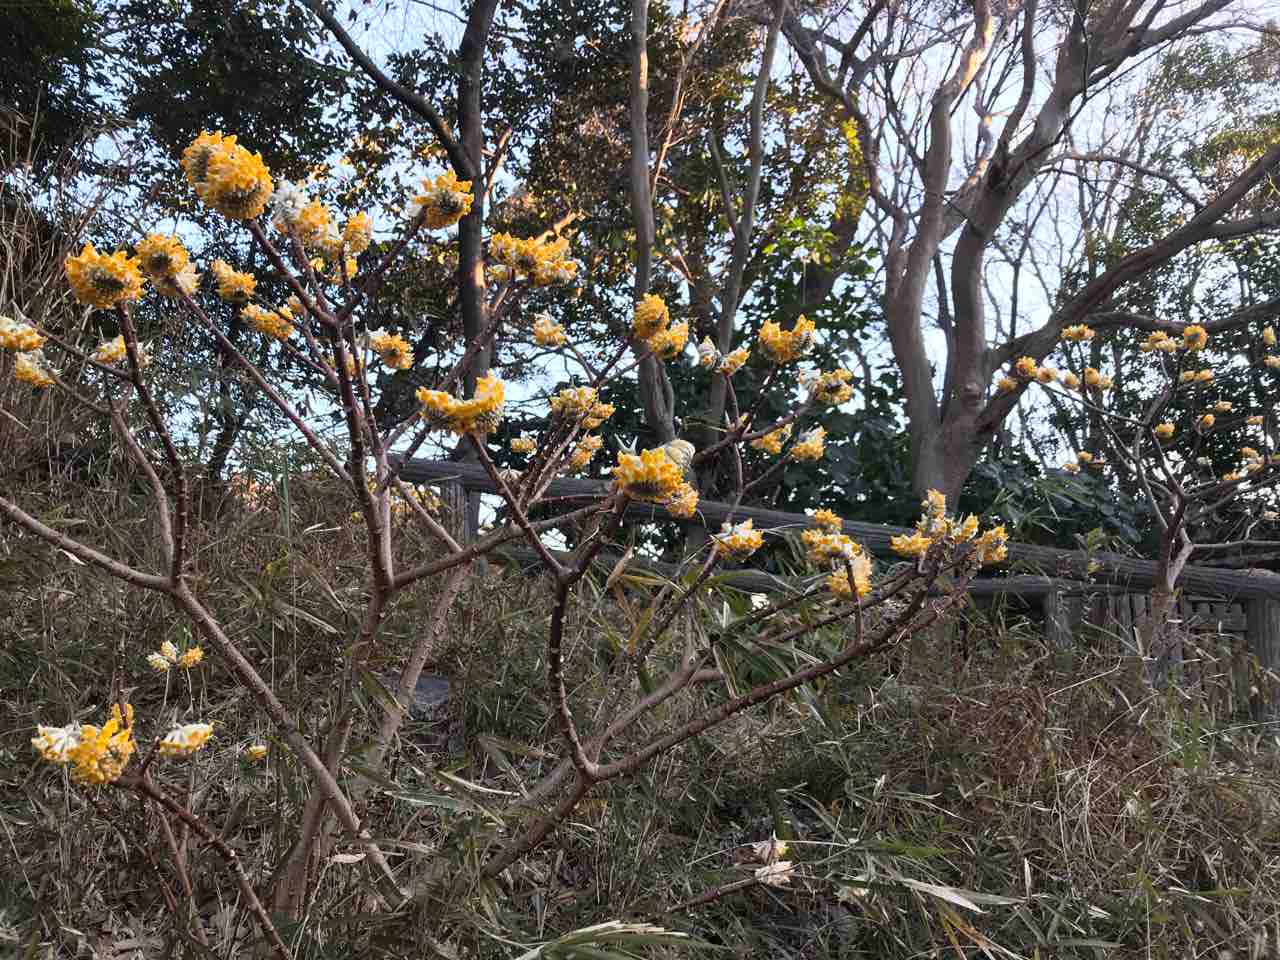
[782, 0, 1280, 501]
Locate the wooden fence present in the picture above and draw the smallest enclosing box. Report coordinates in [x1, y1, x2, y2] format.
[398, 458, 1280, 707]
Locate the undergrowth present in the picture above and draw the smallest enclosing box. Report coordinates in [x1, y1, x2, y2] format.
[2, 467, 1279, 958]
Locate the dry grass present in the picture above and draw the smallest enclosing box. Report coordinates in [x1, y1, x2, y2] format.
[3, 459, 1279, 958]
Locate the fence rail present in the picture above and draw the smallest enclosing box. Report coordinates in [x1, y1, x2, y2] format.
[398, 457, 1280, 690]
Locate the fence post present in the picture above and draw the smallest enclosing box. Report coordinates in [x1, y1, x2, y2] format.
[439, 479, 474, 545]
[1245, 587, 1280, 717]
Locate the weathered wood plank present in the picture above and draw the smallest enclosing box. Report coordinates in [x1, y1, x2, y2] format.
[398, 458, 1280, 602]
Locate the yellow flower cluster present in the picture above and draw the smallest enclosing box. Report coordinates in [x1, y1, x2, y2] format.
[159, 723, 214, 757]
[93, 335, 149, 367]
[14, 350, 55, 388]
[801, 527, 862, 565]
[1182, 324, 1208, 351]
[665, 481, 699, 519]
[790, 427, 826, 461]
[510, 435, 537, 454]
[808, 369, 854, 406]
[1139, 331, 1179, 353]
[1083, 367, 1113, 390]
[533, 314, 567, 347]
[828, 554, 873, 600]
[813, 509, 841, 532]
[759, 316, 816, 364]
[344, 212, 373, 254]
[751, 424, 791, 455]
[548, 386, 614, 428]
[489, 232, 577, 285]
[211, 259, 256, 304]
[245, 744, 269, 762]
[295, 199, 332, 249]
[368, 329, 413, 370]
[147, 639, 204, 672]
[647, 321, 689, 360]
[1154, 422, 1175, 439]
[633, 294, 670, 340]
[568, 434, 603, 471]
[713, 519, 764, 561]
[889, 489, 1004, 565]
[997, 376, 1018, 393]
[612, 447, 683, 501]
[242, 304, 295, 341]
[32, 704, 136, 786]
[0, 316, 44, 351]
[1199, 413, 1215, 430]
[1213, 400, 1232, 413]
[416, 373, 506, 435]
[181, 131, 274, 219]
[65, 243, 145, 309]
[1036, 366, 1058, 385]
[135, 234, 189, 285]
[1015, 356, 1038, 379]
[1248, 415, 1264, 426]
[698, 338, 751, 376]
[1061, 324, 1095, 342]
[1179, 368, 1214, 383]
[408, 170, 474, 228]
[1266, 356, 1280, 370]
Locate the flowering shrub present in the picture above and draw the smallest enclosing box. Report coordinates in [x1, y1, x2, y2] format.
[0, 129, 1010, 953]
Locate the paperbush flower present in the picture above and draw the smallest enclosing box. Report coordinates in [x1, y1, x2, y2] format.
[612, 447, 683, 501]
[1154, 422, 1175, 439]
[1182, 325, 1208, 351]
[245, 744, 269, 762]
[974, 525, 1009, 564]
[294, 199, 332, 249]
[1077, 451, 1094, 463]
[646, 321, 689, 359]
[154, 263, 200, 299]
[1213, 401, 1233, 413]
[1015, 356, 1038, 379]
[14, 350, 55, 387]
[343, 212, 373, 254]
[790, 427, 825, 461]
[532, 315, 568, 347]
[997, 376, 1018, 392]
[1266, 357, 1280, 370]
[633, 294, 670, 340]
[828, 554, 873, 600]
[759, 316, 816, 364]
[662, 439, 695, 475]
[698, 338, 718, 368]
[549, 386, 614, 428]
[1036, 366, 1058, 384]
[717, 346, 750, 375]
[204, 147, 273, 220]
[751, 423, 791, 455]
[1247, 415, 1264, 425]
[813, 509, 842, 532]
[242, 304, 294, 341]
[34, 704, 136, 786]
[135, 234, 190, 281]
[178, 647, 204, 669]
[211, 259, 256, 304]
[270, 180, 307, 230]
[510, 436, 537, 454]
[65, 244, 145, 309]
[1140, 331, 1177, 353]
[1061, 461, 1081, 474]
[1199, 413, 1216, 429]
[713, 519, 764, 560]
[665, 482, 698, 519]
[0, 316, 44, 351]
[1265, 326, 1277, 347]
[408, 170, 474, 228]
[568, 434, 603, 472]
[368, 330, 413, 370]
[801, 528, 861, 565]
[1061, 324, 1095, 342]
[93, 335, 141, 367]
[890, 530, 932, 557]
[159, 723, 214, 757]
[416, 373, 505, 435]
[808, 369, 854, 405]
[1061, 372, 1081, 390]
